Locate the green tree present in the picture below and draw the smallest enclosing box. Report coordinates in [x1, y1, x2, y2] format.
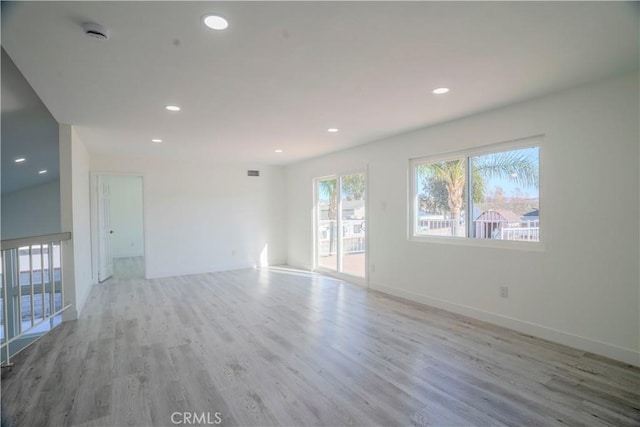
[420, 176, 449, 215]
[419, 160, 466, 235]
[318, 179, 338, 220]
[341, 174, 365, 200]
[419, 150, 538, 236]
[318, 179, 339, 254]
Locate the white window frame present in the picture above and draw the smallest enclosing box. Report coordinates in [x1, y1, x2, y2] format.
[409, 136, 544, 251]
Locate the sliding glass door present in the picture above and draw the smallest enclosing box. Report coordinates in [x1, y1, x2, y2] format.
[316, 173, 366, 278]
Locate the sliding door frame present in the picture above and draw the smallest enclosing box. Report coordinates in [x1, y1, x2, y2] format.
[313, 168, 368, 287]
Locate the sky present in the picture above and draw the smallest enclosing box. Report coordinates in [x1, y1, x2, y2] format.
[479, 146, 539, 199]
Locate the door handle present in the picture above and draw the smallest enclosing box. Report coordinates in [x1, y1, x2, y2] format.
[110, 230, 115, 234]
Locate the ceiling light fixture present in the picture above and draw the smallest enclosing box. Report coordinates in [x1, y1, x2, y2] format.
[327, 128, 339, 133]
[14, 157, 26, 163]
[152, 139, 163, 143]
[432, 87, 450, 94]
[203, 15, 229, 30]
[165, 105, 181, 111]
[39, 169, 48, 174]
[275, 149, 283, 153]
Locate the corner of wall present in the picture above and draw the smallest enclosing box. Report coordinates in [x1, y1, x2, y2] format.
[59, 124, 95, 320]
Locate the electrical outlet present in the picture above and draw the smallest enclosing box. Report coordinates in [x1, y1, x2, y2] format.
[500, 286, 509, 298]
[370, 263, 376, 273]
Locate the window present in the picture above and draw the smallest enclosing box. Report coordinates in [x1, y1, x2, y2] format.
[411, 141, 540, 244]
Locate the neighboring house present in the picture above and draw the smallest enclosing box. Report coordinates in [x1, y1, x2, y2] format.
[318, 200, 365, 221]
[474, 209, 522, 239]
[522, 209, 540, 223]
[474, 209, 541, 241]
[318, 200, 366, 255]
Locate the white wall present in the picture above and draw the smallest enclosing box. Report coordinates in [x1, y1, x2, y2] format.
[1, 180, 61, 240]
[90, 155, 287, 279]
[106, 175, 144, 258]
[59, 125, 93, 320]
[285, 73, 640, 366]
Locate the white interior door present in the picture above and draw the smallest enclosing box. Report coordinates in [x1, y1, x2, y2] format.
[98, 176, 114, 282]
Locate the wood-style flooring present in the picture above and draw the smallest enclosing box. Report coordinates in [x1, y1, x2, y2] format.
[113, 256, 145, 280]
[2, 266, 639, 426]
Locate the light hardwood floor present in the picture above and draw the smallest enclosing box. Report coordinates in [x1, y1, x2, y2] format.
[113, 257, 145, 280]
[2, 267, 639, 426]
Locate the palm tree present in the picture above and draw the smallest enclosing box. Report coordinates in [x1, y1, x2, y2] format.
[318, 179, 338, 220]
[420, 150, 538, 236]
[318, 179, 338, 252]
[422, 160, 467, 235]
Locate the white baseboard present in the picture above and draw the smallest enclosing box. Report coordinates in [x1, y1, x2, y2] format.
[148, 262, 257, 280]
[370, 282, 640, 367]
[286, 260, 313, 271]
[62, 308, 78, 322]
[147, 257, 290, 279]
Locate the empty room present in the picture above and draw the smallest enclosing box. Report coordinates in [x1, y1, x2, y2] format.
[1, 2, 639, 426]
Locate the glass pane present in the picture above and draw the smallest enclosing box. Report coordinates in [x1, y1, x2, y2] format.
[42, 244, 51, 317]
[53, 243, 62, 311]
[317, 178, 338, 271]
[339, 173, 366, 277]
[415, 159, 467, 237]
[18, 246, 31, 286]
[471, 146, 540, 241]
[21, 294, 32, 328]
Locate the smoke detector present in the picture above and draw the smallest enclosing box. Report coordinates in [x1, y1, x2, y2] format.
[82, 22, 110, 41]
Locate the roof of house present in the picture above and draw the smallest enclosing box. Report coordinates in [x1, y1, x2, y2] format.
[475, 209, 522, 224]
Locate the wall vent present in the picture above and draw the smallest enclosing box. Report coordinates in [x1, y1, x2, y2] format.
[247, 170, 260, 177]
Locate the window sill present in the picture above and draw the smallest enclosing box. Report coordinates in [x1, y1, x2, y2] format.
[409, 234, 545, 252]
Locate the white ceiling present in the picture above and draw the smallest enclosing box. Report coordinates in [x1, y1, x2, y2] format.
[2, 1, 638, 166]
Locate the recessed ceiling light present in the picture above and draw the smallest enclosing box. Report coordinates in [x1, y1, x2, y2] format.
[275, 149, 283, 153]
[152, 139, 163, 143]
[14, 157, 26, 163]
[38, 169, 48, 174]
[165, 105, 181, 111]
[327, 128, 339, 133]
[432, 87, 450, 94]
[203, 15, 229, 30]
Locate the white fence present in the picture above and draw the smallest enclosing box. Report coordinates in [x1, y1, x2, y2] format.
[418, 216, 539, 241]
[318, 219, 366, 255]
[417, 218, 461, 236]
[1, 233, 71, 365]
[496, 221, 540, 241]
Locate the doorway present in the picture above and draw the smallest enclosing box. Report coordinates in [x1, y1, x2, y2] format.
[315, 172, 366, 279]
[94, 175, 145, 281]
